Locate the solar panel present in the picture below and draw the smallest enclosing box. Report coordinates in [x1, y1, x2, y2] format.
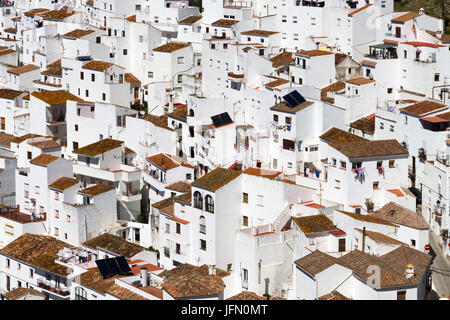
[211, 115, 222, 127]
[290, 90, 306, 105]
[218, 112, 233, 126]
[96, 259, 112, 279]
[282, 93, 298, 108]
[105, 257, 121, 276]
[116, 256, 131, 274]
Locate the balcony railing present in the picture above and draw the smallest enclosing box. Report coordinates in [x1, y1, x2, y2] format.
[37, 279, 70, 297]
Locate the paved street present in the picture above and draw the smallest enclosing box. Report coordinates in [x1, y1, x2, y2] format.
[429, 231, 450, 299]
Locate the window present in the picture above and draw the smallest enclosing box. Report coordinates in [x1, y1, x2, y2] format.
[55, 192, 59, 201]
[176, 223, 181, 234]
[176, 243, 181, 254]
[389, 160, 395, 168]
[123, 49, 128, 55]
[200, 239, 206, 251]
[17, 263, 20, 270]
[91, 74, 95, 82]
[390, 125, 394, 132]
[193, 191, 203, 209]
[257, 195, 264, 207]
[27, 151, 32, 160]
[435, 73, 440, 82]
[397, 290, 406, 300]
[64, 233, 68, 240]
[387, 88, 393, 94]
[205, 195, 214, 213]
[243, 192, 248, 203]
[186, 173, 192, 180]
[177, 74, 182, 83]
[332, 158, 337, 166]
[177, 56, 184, 64]
[85, 90, 89, 97]
[285, 117, 291, 125]
[75, 287, 87, 300]
[242, 268, 248, 281]
[373, 181, 379, 190]
[55, 210, 59, 219]
[80, 72, 84, 80]
[404, 116, 408, 125]
[75, 124, 78, 131]
[67, 215, 71, 223]
[273, 114, 278, 122]
[411, 239, 416, 247]
[340, 161, 346, 169]
[29, 268, 33, 279]
[148, 71, 153, 78]
[139, 35, 143, 43]
[73, 142, 79, 150]
[243, 216, 248, 227]
[403, 50, 407, 59]
[165, 223, 170, 234]
[6, 258, 10, 268]
[199, 216, 206, 234]
[54, 227, 59, 236]
[102, 93, 106, 101]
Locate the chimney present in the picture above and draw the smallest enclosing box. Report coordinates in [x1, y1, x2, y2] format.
[168, 93, 174, 113]
[419, 8, 424, 15]
[436, 29, 443, 39]
[208, 264, 216, 275]
[264, 277, 270, 300]
[406, 264, 415, 279]
[362, 227, 366, 253]
[140, 267, 148, 287]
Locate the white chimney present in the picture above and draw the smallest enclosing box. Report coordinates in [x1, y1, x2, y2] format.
[406, 264, 415, 279]
[436, 29, 443, 39]
[208, 264, 216, 275]
[419, 8, 424, 15]
[140, 267, 148, 287]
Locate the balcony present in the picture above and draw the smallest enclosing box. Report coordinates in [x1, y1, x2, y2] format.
[119, 191, 142, 202]
[223, 0, 252, 8]
[74, 163, 141, 183]
[0, 206, 46, 224]
[37, 279, 70, 298]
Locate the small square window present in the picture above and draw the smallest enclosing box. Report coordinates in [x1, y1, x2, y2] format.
[243, 192, 248, 203]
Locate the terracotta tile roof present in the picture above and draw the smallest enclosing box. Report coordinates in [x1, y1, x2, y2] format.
[78, 184, 116, 197]
[2, 287, 46, 300]
[167, 104, 188, 122]
[212, 19, 239, 27]
[3, 27, 16, 34]
[402, 41, 444, 49]
[129, 263, 162, 275]
[335, 53, 348, 65]
[147, 153, 193, 171]
[269, 51, 294, 68]
[317, 290, 351, 300]
[178, 15, 202, 25]
[226, 291, 266, 300]
[124, 147, 136, 154]
[336, 210, 399, 227]
[346, 77, 375, 85]
[294, 250, 339, 276]
[241, 30, 278, 37]
[270, 99, 314, 114]
[228, 72, 244, 78]
[161, 264, 227, 298]
[79, 268, 147, 300]
[30, 153, 59, 167]
[293, 214, 338, 234]
[321, 81, 346, 103]
[24, 8, 50, 17]
[82, 233, 145, 258]
[265, 78, 289, 88]
[49, 177, 79, 191]
[0, 233, 72, 276]
[82, 60, 115, 71]
[330, 139, 408, 159]
[348, 4, 373, 16]
[355, 228, 405, 245]
[0, 49, 15, 56]
[425, 30, 450, 43]
[166, 181, 191, 193]
[73, 138, 123, 157]
[142, 113, 173, 131]
[171, 216, 190, 224]
[153, 42, 190, 53]
[7, 64, 40, 75]
[161, 204, 174, 216]
[31, 90, 84, 105]
[0, 88, 24, 100]
[11, 133, 44, 144]
[371, 202, 429, 230]
[400, 100, 447, 117]
[243, 167, 282, 179]
[191, 167, 241, 192]
[152, 196, 176, 211]
[40, 7, 77, 20]
[0, 132, 16, 147]
[379, 245, 432, 286]
[320, 127, 367, 144]
[391, 12, 420, 23]
[361, 60, 377, 67]
[62, 29, 95, 38]
[387, 189, 405, 197]
[297, 50, 334, 57]
[350, 116, 375, 134]
[125, 15, 136, 22]
[124, 73, 141, 84]
[27, 139, 61, 149]
[174, 192, 191, 205]
[41, 59, 62, 77]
